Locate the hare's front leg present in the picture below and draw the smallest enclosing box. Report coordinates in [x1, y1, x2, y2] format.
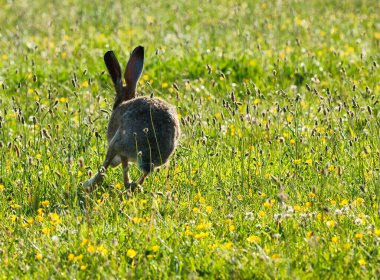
[83, 133, 120, 190]
[83, 146, 117, 189]
[137, 171, 149, 185]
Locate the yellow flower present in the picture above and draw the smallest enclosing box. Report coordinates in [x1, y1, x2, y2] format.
[10, 203, 21, 209]
[74, 254, 83, 262]
[115, 183, 122, 189]
[194, 232, 209, 239]
[328, 165, 335, 172]
[289, 139, 296, 145]
[258, 210, 266, 218]
[81, 239, 89, 247]
[41, 200, 50, 208]
[305, 159, 312, 166]
[35, 215, 44, 222]
[374, 32, 380, 40]
[192, 207, 200, 214]
[208, 243, 218, 250]
[87, 245, 96, 254]
[343, 243, 351, 250]
[49, 212, 62, 224]
[152, 245, 160, 253]
[206, 206, 213, 214]
[339, 199, 349, 206]
[225, 218, 233, 225]
[97, 245, 108, 256]
[224, 242, 233, 250]
[247, 235, 260, 243]
[133, 217, 143, 224]
[331, 236, 339, 243]
[306, 231, 313, 238]
[35, 253, 43, 260]
[81, 80, 89, 88]
[68, 253, 75, 261]
[37, 208, 44, 215]
[253, 98, 260, 105]
[263, 201, 272, 209]
[294, 159, 301, 165]
[326, 220, 335, 227]
[41, 227, 51, 235]
[0, 184, 4, 192]
[229, 225, 235, 232]
[80, 265, 87, 271]
[355, 233, 363, 240]
[162, 82, 169, 89]
[355, 198, 364, 205]
[127, 249, 137, 258]
[358, 259, 366, 266]
[308, 192, 316, 198]
[374, 229, 380, 236]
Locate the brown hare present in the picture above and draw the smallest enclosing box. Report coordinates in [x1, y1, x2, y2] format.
[84, 46, 180, 190]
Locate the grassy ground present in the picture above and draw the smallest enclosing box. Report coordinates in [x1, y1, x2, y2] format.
[0, 0, 379, 278]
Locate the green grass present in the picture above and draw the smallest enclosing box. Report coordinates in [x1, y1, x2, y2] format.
[0, 0, 379, 278]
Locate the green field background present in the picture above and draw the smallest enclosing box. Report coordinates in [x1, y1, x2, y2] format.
[0, 0, 379, 278]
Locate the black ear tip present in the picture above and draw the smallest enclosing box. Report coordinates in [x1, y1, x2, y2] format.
[132, 46, 144, 59]
[104, 50, 115, 60]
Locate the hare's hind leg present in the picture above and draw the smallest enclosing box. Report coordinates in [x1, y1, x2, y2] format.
[120, 155, 131, 187]
[121, 155, 144, 192]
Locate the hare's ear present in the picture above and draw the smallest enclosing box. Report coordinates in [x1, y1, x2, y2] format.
[104, 51, 122, 89]
[124, 46, 144, 97]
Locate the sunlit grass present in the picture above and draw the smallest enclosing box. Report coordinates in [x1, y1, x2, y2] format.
[0, 0, 379, 278]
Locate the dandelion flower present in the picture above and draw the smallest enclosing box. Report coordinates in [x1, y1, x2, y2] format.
[127, 249, 137, 258]
[35, 253, 43, 260]
[339, 199, 349, 206]
[224, 242, 233, 250]
[326, 220, 336, 227]
[355, 233, 364, 240]
[152, 245, 160, 253]
[41, 200, 50, 208]
[258, 210, 266, 218]
[247, 235, 261, 243]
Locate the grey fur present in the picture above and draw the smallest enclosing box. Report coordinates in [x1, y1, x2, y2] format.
[83, 46, 180, 190]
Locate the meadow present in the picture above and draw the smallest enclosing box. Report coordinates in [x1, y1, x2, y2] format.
[0, 0, 379, 278]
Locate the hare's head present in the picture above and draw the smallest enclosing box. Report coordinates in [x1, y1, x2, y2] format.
[104, 46, 144, 109]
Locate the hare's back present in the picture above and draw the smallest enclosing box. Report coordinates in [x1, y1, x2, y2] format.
[118, 97, 179, 168]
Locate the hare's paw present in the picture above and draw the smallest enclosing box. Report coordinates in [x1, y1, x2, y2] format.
[124, 182, 143, 193]
[83, 172, 105, 190]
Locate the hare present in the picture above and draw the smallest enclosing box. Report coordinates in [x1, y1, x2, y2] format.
[83, 46, 180, 190]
